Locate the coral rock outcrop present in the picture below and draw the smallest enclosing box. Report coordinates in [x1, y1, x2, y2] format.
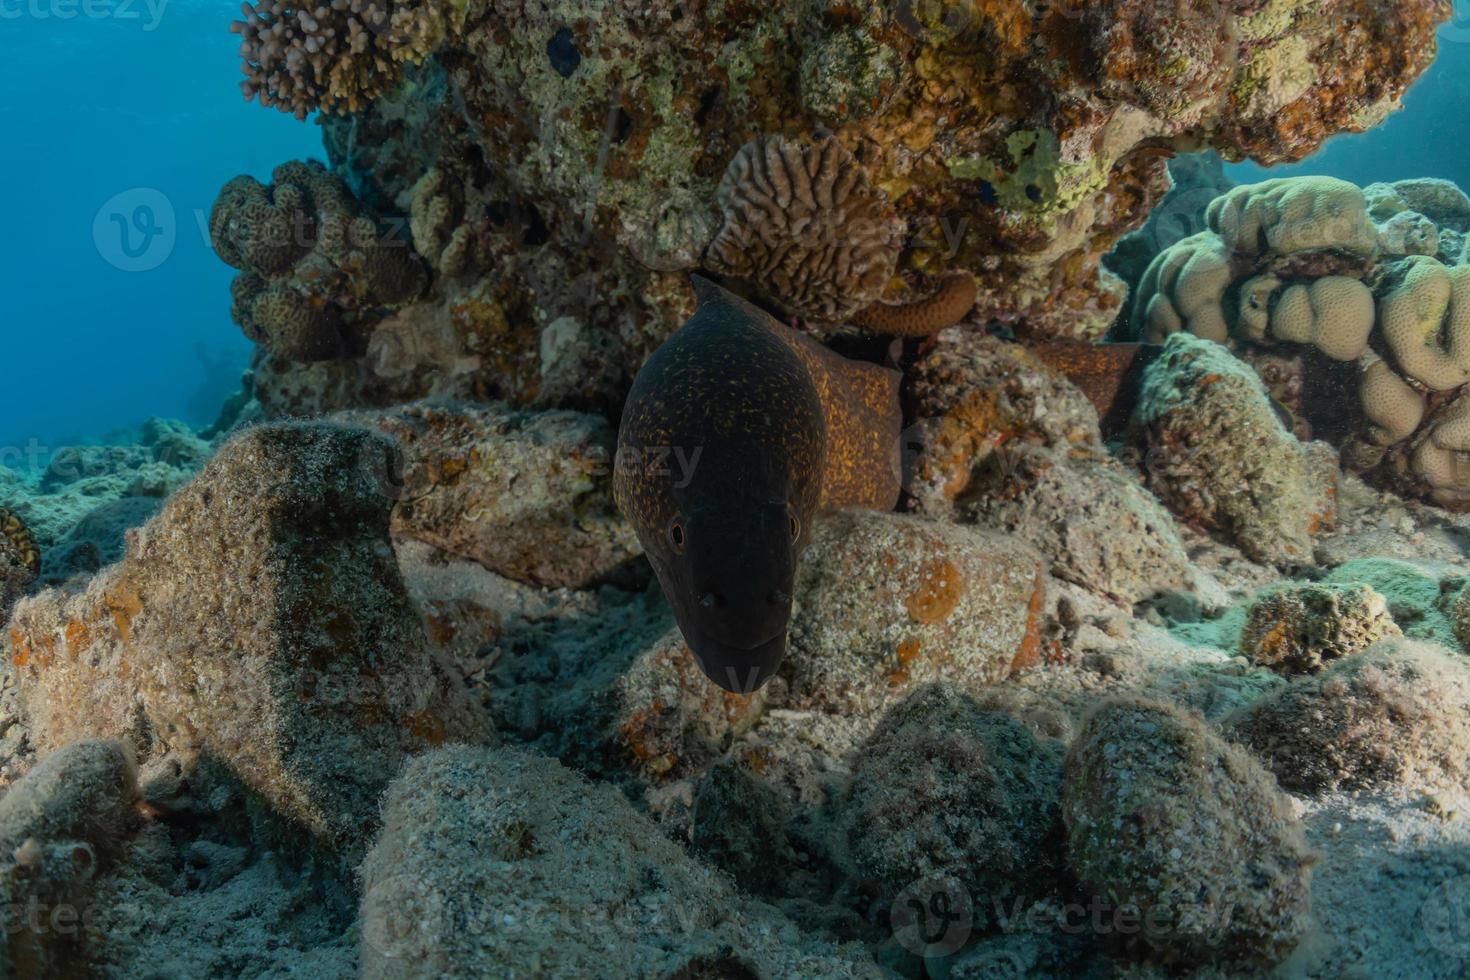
[4, 423, 486, 856]
[263, 0, 1451, 429]
[1063, 697, 1314, 967]
[1132, 333, 1338, 565]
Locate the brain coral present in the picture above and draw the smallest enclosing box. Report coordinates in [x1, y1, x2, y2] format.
[705, 133, 902, 323]
[210, 159, 427, 362]
[249, 0, 1447, 430]
[231, 0, 459, 118]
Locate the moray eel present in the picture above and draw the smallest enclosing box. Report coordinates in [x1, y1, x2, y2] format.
[615, 278, 902, 693]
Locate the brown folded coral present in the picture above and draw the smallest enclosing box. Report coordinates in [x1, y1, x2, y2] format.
[1, 507, 40, 576]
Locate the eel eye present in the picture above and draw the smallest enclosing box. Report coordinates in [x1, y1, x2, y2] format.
[669, 519, 686, 554]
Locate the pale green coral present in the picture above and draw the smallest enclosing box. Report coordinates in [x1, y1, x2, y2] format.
[1234, 35, 1316, 117]
[947, 129, 1112, 228]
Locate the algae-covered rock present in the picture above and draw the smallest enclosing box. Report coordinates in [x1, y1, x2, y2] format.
[1238, 582, 1401, 674]
[837, 684, 1066, 915]
[1133, 333, 1337, 565]
[344, 401, 640, 589]
[904, 334, 1104, 516]
[5, 423, 487, 857]
[1225, 639, 1470, 795]
[786, 511, 1046, 715]
[0, 740, 140, 978]
[1063, 697, 1313, 967]
[967, 448, 1191, 606]
[599, 628, 767, 784]
[359, 745, 883, 979]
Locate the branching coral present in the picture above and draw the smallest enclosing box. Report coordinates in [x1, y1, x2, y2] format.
[210, 159, 427, 362]
[231, 0, 457, 119]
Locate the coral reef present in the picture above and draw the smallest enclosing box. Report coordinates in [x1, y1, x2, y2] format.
[1132, 332, 1338, 565]
[211, 160, 427, 361]
[1126, 172, 1470, 508]
[237, 0, 1451, 433]
[1062, 697, 1314, 967]
[1225, 639, 1470, 795]
[1238, 582, 1401, 674]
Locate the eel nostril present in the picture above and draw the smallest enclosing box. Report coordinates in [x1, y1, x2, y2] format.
[700, 592, 722, 609]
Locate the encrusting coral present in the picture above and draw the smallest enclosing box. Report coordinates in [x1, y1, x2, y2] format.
[231, 0, 460, 118]
[211, 159, 427, 362]
[232, 0, 1448, 421]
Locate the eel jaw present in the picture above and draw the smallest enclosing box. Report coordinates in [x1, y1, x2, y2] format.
[680, 627, 787, 695]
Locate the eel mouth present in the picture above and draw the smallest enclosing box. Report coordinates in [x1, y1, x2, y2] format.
[682, 627, 787, 694]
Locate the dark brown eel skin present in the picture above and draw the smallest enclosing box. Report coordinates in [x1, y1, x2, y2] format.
[614, 278, 901, 693]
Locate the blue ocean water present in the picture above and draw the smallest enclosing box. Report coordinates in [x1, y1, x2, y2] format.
[1, 6, 1467, 459]
[0, 0, 319, 460]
